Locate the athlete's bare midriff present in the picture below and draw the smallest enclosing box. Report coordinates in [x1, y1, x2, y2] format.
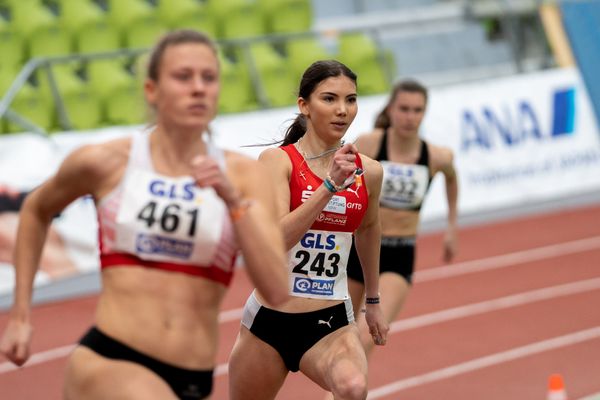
[379, 207, 419, 237]
[95, 267, 226, 369]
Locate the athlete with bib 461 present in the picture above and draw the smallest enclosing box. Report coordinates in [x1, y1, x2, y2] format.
[228, 60, 389, 400]
[0, 30, 289, 400]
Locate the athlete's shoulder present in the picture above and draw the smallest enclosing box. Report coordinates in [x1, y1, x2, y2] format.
[258, 145, 292, 165]
[358, 154, 383, 186]
[65, 137, 130, 177]
[224, 149, 255, 166]
[425, 142, 455, 174]
[355, 128, 384, 159]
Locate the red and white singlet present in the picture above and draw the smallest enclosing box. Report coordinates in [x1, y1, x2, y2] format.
[96, 131, 238, 286]
[281, 144, 369, 300]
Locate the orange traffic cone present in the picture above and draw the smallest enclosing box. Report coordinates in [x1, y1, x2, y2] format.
[547, 373, 568, 400]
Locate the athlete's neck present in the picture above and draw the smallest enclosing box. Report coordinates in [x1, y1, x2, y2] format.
[150, 127, 208, 175]
[297, 134, 343, 161]
[388, 128, 420, 155]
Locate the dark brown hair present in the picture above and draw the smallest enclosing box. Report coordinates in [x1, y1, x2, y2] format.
[281, 60, 357, 146]
[374, 79, 428, 129]
[146, 29, 218, 82]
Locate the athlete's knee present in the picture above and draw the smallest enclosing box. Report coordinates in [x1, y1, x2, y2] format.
[330, 372, 368, 400]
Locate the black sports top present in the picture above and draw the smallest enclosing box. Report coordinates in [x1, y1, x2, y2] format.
[375, 129, 433, 211]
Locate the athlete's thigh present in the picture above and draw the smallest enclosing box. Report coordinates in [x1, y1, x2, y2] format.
[299, 324, 367, 390]
[228, 327, 288, 400]
[64, 347, 178, 400]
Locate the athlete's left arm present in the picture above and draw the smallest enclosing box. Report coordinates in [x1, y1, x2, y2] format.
[434, 146, 459, 262]
[217, 153, 289, 306]
[354, 156, 389, 345]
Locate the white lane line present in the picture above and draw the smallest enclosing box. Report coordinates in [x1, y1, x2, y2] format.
[218, 235, 600, 322]
[415, 235, 600, 282]
[0, 344, 75, 374]
[3, 237, 600, 376]
[391, 276, 600, 332]
[214, 276, 600, 379]
[367, 326, 600, 399]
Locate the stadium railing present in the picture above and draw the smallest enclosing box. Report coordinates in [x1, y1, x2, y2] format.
[0, 29, 397, 135]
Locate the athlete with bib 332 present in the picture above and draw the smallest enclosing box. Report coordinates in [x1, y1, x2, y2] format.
[0, 30, 288, 400]
[228, 60, 388, 400]
[346, 79, 459, 371]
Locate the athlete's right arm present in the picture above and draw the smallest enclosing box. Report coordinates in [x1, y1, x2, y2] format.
[258, 145, 358, 250]
[0, 143, 118, 366]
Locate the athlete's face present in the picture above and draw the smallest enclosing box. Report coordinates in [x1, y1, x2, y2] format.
[145, 42, 220, 131]
[299, 75, 358, 143]
[388, 91, 426, 138]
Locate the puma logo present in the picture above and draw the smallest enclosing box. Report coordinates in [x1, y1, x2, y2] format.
[346, 186, 359, 198]
[318, 316, 333, 328]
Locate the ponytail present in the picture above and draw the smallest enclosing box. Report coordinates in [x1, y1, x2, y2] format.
[281, 114, 307, 146]
[374, 109, 391, 130]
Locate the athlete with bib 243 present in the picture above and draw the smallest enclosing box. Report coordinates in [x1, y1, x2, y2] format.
[228, 60, 389, 400]
[0, 30, 289, 400]
[346, 79, 459, 371]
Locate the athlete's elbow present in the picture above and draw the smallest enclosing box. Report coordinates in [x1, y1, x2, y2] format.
[262, 270, 289, 306]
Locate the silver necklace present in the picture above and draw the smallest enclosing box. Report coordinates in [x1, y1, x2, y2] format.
[298, 138, 344, 160]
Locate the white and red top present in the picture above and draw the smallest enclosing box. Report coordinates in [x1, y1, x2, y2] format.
[96, 131, 238, 286]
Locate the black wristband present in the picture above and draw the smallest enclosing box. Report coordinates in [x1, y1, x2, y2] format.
[365, 296, 380, 304]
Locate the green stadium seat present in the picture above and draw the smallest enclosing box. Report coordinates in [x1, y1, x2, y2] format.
[75, 20, 121, 54]
[27, 25, 72, 59]
[0, 17, 24, 70]
[86, 58, 136, 107]
[57, 0, 106, 38]
[107, 0, 154, 28]
[218, 52, 258, 113]
[243, 43, 296, 108]
[10, 0, 55, 38]
[106, 0, 163, 47]
[156, 0, 216, 37]
[258, 0, 313, 34]
[208, 0, 267, 39]
[162, 5, 217, 38]
[0, 64, 20, 133]
[60, 88, 103, 131]
[205, 0, 245, 18]
[4, 83, 54, 133]
[37, 66, 102, 131]
[10, 0, 74, 62]
[285, 37, 331, 82]
[125, 16, 169, 49]
[104, 83, 146, 126]
[57, 0, 121, 60]
[338, 32, 378, 62]
[157, 0, 197, 24]
[336, 32, 391, 95]
[0, 62, 18, 92]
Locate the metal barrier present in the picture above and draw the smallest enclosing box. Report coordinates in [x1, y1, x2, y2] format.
[0, 29, 396, 135]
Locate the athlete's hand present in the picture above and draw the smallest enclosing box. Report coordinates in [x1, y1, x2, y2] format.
[364, 303, 389, 346]
[443, 229, 458, 263]
[0, 318, 33, 366]
[328, 143, 360, 187]
[190, 155, 240, 207]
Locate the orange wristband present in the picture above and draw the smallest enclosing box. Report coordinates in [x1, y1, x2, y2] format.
[229, 200, 252, 222]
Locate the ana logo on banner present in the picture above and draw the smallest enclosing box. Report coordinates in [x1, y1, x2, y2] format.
[460, 87, 576, 151]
